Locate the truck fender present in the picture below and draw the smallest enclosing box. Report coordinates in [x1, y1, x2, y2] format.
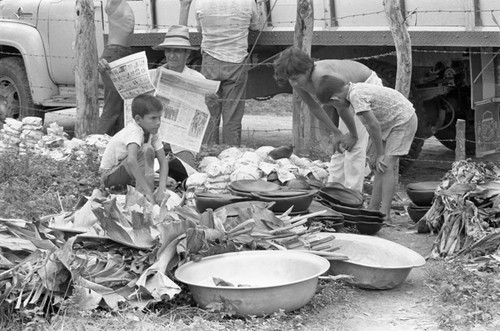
[0, 20, 58, 104]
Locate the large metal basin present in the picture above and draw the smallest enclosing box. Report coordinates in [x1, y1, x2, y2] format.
[325, 233, 426, 290]
[174, 250, 330, 316]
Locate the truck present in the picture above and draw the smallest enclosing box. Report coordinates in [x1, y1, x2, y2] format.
[1, 0, 500, 161]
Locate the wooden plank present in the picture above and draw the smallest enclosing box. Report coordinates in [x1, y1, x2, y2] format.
[455, 119, 466, 160]
[385, 0, 412, 98]
[293, 0, 315, 154]
[75, 0, 99, 137]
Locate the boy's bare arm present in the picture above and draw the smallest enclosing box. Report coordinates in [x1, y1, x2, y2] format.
[126, 144, 155, 202]
[359, 111, 387, 173]
[154, 148, 170, 203]
[294, 87, 341, 136]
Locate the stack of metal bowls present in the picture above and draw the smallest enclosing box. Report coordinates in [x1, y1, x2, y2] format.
[317, 185, 385, 235]
[405, 181, 440, 223]
[251, 189, 317, 214]
[228, 179, 281, 198]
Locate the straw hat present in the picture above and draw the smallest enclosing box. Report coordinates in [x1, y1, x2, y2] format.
[152, 25, 199, 51]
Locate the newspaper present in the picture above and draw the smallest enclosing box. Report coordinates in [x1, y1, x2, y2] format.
[154, 67, 220, 152]
[107, 51, 155, 99]
[108, 52, 219, 153]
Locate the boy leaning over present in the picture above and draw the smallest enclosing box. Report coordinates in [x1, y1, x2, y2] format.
[100, 94, 169, 205]
[316, 76, 417, 222]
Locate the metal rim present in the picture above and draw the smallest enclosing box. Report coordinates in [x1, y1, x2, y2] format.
[175, 250, 330, 289]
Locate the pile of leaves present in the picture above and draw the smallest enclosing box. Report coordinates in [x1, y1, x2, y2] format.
[422, 160, 500, 258]
[0, 181, 342, 319]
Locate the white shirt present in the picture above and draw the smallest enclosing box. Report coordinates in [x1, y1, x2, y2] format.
[195, 0, 260, 63]
[100, 121, 163, 170]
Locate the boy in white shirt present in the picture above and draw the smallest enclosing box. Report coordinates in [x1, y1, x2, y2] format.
[100, 94, 169, 205]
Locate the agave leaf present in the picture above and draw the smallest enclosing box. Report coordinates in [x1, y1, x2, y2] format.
[74, 278, 126, 310]
[133, 236, 182, 305]
[72, 285, 102, 311]
[129, 211, 155, 247]
[186, 228, 205, 255]
[37, 252, 71, 292]
[0, 233, 37, 252]
[92, 203, 134, 245]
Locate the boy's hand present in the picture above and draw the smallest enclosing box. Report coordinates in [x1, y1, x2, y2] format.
[340, 133, 357, 152]
[98, 59, 110, 73]
[372, 155, 388, 174]
[330, 134, 342, 153]
[153, 189, 166, 205]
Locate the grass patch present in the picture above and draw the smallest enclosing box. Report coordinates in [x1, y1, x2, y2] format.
[424, 259, 500, 330]
[0, 149, 102, 220]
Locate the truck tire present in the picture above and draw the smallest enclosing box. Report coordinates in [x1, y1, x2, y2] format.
[0, 56, 42, 119]
[360, 60, 425, 174]
[432, 94, 476, 155]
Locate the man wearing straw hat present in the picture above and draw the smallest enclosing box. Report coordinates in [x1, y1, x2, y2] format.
[152, 25, 217, 179]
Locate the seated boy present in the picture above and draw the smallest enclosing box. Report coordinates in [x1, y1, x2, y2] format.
[100, 94, 169, 205]
[316, 76, 417, 222]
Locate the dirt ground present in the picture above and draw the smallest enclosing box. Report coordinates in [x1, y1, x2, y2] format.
[241, 115, 455, 330]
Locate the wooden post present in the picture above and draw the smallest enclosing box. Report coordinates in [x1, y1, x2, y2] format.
[455, 119, 466, 160]
[75, 0, 99, 138]
[293, 0, 314, 154]
[384, 0, 412, 98]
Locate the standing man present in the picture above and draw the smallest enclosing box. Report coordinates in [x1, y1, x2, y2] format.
[273, 47, 383, 193]
[189, 0, 262, 146]
[97, 0, 135, 136]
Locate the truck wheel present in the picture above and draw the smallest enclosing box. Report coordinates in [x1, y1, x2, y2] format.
[432, 94, 476, 155]
[361, 60, 425, 174]
[0, 57, 42, 120]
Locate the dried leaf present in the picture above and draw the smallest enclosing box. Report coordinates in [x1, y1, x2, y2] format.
[0, 233, 37, 252]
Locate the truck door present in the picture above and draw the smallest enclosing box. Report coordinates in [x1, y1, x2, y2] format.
[0, 0, 41, 23]
[39, 0, 104, 85]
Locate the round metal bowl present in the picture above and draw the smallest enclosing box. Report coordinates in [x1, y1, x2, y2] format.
[405, 181, 440, 206]
[194, 193, 250, 213]
[174, 250, 330, 316]
[323, 233, 425, 290]
[318, 186, 364, 208]
[229, 179, 281, 194]
[252, 190, 316, 213]
[407, 203, 431, 223]
[344, 220, 385, 235]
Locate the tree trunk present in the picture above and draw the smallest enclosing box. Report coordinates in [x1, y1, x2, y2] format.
[75, 0, 99, 137]
[384, 0, 412, 98]
[293, 0, 314, 154]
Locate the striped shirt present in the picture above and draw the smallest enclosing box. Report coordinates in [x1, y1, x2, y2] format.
[347, 83, 415, 140]
[195, 0, 260, 63]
